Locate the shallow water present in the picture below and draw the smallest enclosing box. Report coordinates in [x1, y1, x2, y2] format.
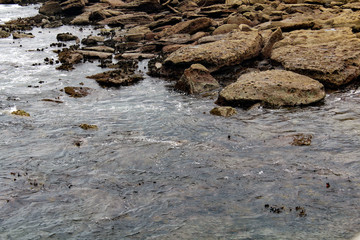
[0, 5, 360, 240]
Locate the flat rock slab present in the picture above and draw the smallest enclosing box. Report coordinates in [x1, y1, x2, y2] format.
[76, 50, 112, 59]
[164, 31, 262, 71]
[98, 13, 153, 26]
[271, 27, 360, 87]
[217, 70, 325, 107]
[87, 70, 144, 87]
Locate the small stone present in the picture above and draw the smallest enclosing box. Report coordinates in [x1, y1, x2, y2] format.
[210, 106, 237, 117]
[11, 110, 30, 117]
[79, 124, 98, 130]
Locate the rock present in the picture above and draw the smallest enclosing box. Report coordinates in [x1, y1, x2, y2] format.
[119, 52, 156, 59]
[70, 11, 92, 25]
[164, 31, 262, 72]
[11, 110, 30, 117]
[225, 13, 254, 26]
[159, 17, 213, 37]
[148, 16, 182, 30]
[81, 35, 104, 46]
[271, 27, 360, 87]
[261, 27, 282, 58]
[87, 70, 144, 87]
[159, 34, 191, 45]
[216, 70, 325, 107]
[82, 46, 114, 53]
[122, 0, 163, 13]
[61, 0, 88, 15]
[212, 24, 239, 35]
[39, 1, 62, 16]
[58, 49, 84, 65]
[76, 50, 112, 59]
[0, 30, 10, 38]
[13, 32, 34, 39]
[175, 64, 220, 94]
[97, 13, 153, 27]
[291, 134, 312, 146]
[210, 106, 237, 117]
[64, 86, 92, 97]
[79, 123, 98, 130]
[56, 33, 79, 42]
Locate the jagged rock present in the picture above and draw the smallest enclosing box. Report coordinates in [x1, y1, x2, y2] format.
[58, 50, 83, 65]
[13, 32, 34, 39]
[261, 27, 282, 58]
[217, 70, 325, 107]
[148, 16, 182, 30]
[164, 31, 262, 72]
[87, 70, 144, 87]
[64, 86, 92, 97]
[175, 64, 220, 94]
[97, 12, 153, 27]
[39, 1, 62, 16]
[0, 30, 10, 38]
[225, 13, 254, 26]
[210, 106, 237, 117]
[81, 35, 104, 46]
[71, 11, 91, 25]
[271, 27, 360, 87]
[56, 33, 79, 41]
[159, 17, 213, 37]
[212, 24, 239, 35]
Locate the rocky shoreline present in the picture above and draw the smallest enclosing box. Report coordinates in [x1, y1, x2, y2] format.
[2, 0, 360, 115]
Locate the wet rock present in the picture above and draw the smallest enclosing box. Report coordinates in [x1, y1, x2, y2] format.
[175, 64, 220, 94]
[212, 24, 239, 35]
[119, 52, 156, 59]
[39, 1, 62, 16]
[159, 17, 213, 37]
[291, 133, 313, 146]
[81, 35, 105, 46]
[79, 123, 98, 130]
[82, 46, 114, 53]
[210, 106, 237, 117]
[13, 32, 34, 39]
[76, 50, 112, 59]
[61, 0, 88, 15]
[57, 49, 83, 69]
[87, 70, 144, 87]
[164, 31, 262, 72]
[11, 110, 30, 117]
[56, 33, 79, 42]
[0, 30, 10, 38]
[70, 11, 92, 25]
[271, 27, 360, 87]
[217, 70, 325, 107]
[64, 86, 92, 97]
[97, 12, 153, 27]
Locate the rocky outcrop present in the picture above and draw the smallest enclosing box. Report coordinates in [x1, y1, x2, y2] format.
[217, 70, 325, 107]
[271, 27, 360, 87]
[175, 64, 220, 94]
[164, 31, 263, 72]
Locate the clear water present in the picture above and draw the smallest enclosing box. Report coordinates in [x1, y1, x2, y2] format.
[0, 5, 359, 240]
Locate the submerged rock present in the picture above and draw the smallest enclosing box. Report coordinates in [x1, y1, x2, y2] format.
[271, 27, 360, 87]
[79, 123, 98, 130]
[164, 31, 262, 72]
[64, 86, 92, 97]
[210, 106, 237, 117]
[175, 64, 220, 94]
[87, 70, 144, 87]
[11, 110, 30, 117]
[217, 70, 325, 107]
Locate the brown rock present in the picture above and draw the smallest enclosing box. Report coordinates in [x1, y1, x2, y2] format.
[11, 110, 30, 117]
[164, 31, 262, 72]
[64, 86, 92, 98]
[271, 28, 360, 87]
[70, 12, 91, 25]
[217, 70, 325, 107]
[97, 13, 153, 27]
[212, 24, 239, 35]
[39, 1, 62, 16]
[82, 46, 115, 53]
[56, 33, 79, 42]
[210, 106, 237, 117]
[261, 27, 282, 58]
[87, 70, 144, 87]
[13, 32, 34, 39]
[0, 30, 10, 38]
[79, 123, 98, 130]
[159, 17, 213, 37]
[225, 13, 254, 26]
[175, 64, 220, 94]
[61, 0, 88, 15]
[76, 50, 112, 59]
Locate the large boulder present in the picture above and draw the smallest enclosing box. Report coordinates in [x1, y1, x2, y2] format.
[175, 64, 220, 94]
[271, 27, 360, 87]
[164, 30, 262, 71]
[216, 70, 325, 107]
